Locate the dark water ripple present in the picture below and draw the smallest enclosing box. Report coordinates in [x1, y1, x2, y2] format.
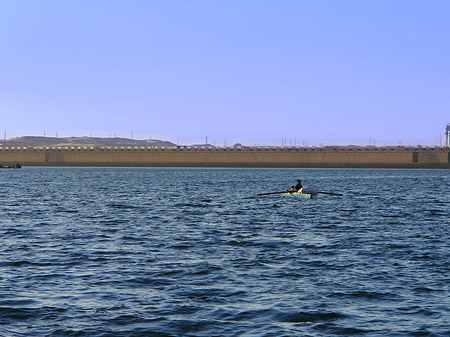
[1, 168, 450, 336]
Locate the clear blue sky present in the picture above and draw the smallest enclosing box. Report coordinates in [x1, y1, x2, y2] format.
[1, 0, 449, 146]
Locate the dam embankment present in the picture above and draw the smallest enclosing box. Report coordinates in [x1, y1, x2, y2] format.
[1, 146, 449, 168]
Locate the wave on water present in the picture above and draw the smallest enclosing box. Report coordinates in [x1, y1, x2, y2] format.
[0, 168, 449, 336]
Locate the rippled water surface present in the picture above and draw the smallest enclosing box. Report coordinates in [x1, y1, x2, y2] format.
[1, 168, 449, 336]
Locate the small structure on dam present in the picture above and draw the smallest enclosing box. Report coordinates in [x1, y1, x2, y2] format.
[446, 124, 450, 147]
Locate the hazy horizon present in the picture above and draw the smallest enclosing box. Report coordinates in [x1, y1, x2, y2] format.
[1, 134, 447, 148]
[1, 1, 449, 146]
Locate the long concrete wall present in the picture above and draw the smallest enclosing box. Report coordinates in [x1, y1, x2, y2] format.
[0, 147, 449, 168]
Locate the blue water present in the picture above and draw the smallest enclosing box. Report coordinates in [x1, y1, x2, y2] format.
[1, 168, 449, 336]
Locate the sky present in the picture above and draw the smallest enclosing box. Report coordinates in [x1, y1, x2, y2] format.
[1, 0, 449, 146]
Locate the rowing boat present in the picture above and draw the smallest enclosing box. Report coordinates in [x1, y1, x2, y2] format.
[283, 188, 318, 199]
[257, 187, 342, 198]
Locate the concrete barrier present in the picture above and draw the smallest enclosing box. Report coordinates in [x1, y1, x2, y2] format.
[0, 147, 449, 168]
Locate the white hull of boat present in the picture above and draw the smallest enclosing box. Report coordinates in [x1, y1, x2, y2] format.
[282, 188, 319, 199]
[283, 192, 313, 199]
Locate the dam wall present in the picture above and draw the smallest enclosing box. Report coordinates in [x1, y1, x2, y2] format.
[0, 146, 449, 168]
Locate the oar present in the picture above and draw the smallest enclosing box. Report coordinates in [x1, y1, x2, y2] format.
[257, 191, 290, 196]
[257, 190, 344, 197]
[317, 191, 344, 196]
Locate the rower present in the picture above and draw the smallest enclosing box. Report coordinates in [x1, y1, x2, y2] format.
[287, 179, 303, 192]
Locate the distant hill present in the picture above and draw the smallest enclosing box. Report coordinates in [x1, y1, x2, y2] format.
[1, 136, 177, 148]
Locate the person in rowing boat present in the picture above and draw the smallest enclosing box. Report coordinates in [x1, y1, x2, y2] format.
[287, 180, 303, 192]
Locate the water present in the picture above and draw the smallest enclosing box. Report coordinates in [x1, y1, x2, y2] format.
[1, 168, 449, 336]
